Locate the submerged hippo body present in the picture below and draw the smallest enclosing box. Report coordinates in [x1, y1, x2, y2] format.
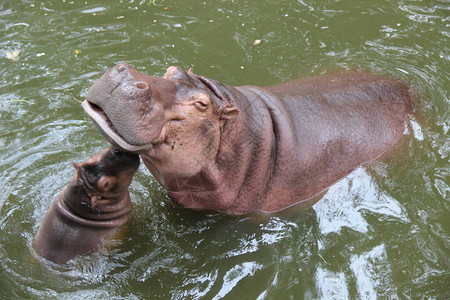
[34, 147, 139, 264]
[83, 64, 413, 213]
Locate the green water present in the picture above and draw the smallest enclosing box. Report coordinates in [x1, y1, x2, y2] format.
[0, 0, 448, 298]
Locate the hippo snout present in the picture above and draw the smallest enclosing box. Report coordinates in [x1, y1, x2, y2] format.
[86, 63, 151, 106]
[111, 63, 151, 90]
[84, 64, 174, 151]
[110, 64, 152, 99]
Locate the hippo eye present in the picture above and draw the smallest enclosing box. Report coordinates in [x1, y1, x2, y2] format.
[194, 100, 208, 112]
[191, 93, 210, 112]
[97, 175, 115, 191]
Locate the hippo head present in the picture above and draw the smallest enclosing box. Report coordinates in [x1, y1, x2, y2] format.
[83, 64, 239, 185]
[72, 147, 140, 203]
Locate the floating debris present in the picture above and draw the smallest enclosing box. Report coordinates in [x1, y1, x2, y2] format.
[318, 253, 329, 265]
[81, 7, 106, 14]
[6, 50, 21, 61]
[0, 99, 33, 104]
[253, 39, 262, 46]
[141, 0, 157, 5]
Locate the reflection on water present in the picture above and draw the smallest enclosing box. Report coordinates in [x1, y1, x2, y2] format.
[315, 167, 409, 235]
[213, 262, 264, 299]
[315, 267, 349, 299]
[350, 245, 395, 299]
[0, 0, 448, 298]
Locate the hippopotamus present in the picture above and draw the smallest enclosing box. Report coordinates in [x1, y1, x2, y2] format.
[82, 64, 413, 213]
[34, 147, 139, 264]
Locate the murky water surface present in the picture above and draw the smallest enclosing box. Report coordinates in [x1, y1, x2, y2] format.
[0, 0, 448, 298]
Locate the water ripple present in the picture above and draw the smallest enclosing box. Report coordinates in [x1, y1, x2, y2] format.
[0, 0, 448, 298]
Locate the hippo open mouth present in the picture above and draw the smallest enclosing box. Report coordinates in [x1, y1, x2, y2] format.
[82, 100, 149, 152]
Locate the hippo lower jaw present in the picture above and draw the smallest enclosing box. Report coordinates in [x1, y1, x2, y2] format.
[82, 100, 150, 152]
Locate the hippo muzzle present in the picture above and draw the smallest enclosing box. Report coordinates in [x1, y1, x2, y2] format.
[83, 63, 171, 152]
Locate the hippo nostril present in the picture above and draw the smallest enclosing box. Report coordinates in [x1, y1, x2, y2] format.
[136, 82, 149, 90]
[117, 64, 127, 72]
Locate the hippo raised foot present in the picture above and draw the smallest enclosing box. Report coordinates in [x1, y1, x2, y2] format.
[34, 147, 139, 264]
[82, 64, 413, 213]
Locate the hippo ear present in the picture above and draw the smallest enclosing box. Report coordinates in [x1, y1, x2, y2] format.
[188, 72, 240, 119]
[221, 106, 239, 120]
[164, 66, 192, 81]
[72, 162, 82, 172]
